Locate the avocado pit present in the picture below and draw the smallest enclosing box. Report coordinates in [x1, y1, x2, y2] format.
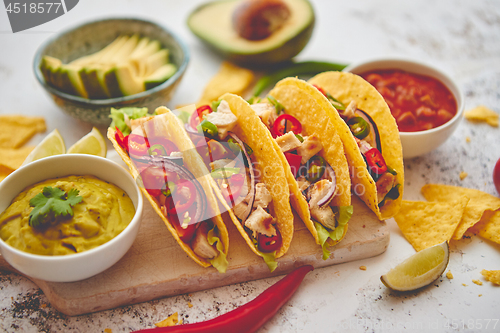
[232, 0, 291, 41]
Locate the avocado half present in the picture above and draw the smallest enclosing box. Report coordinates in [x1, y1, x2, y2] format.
[187, 0, 315, 66]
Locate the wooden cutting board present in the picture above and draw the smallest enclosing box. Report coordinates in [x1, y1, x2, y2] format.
[0, 195, 388, 316]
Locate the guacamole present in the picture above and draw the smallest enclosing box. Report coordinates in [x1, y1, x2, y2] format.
[0, 175, 135, 255]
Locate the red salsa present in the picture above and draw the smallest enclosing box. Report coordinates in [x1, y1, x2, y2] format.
[360, 69, 457, 132]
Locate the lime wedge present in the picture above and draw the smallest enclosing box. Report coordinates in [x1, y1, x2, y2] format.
[381, 241, 449, 291]
[21, 129, 66, 166]
[67, 127, 107, 157]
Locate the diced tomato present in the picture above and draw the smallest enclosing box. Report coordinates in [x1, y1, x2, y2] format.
[284, 152, 302, 178]
[128, 134, 150, 157]
[189, 105, 212, 130]
[167, 205, 198, 243]
[221, 173, 245, 206]
[494, 157, 500, 195]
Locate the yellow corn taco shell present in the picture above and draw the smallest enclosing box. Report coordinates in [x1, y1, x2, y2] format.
[220, 93, 294, 259]
[268, 78, 352, 246]
[308, 71, 404, 220]
[107, 109, 229, 270]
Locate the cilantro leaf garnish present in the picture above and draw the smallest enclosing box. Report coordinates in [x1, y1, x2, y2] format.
[29, 186, 83, 227]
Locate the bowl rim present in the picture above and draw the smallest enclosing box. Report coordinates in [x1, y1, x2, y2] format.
[0, 154, 143, 263]
[33, 16, 190, 105]
[343, 56, 464, 137]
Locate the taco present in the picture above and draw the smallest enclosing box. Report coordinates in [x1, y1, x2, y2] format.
[308, 71, 404, 220]
[183, 93, 294, 271]
[107, 108, 229, 273]
[247, 78, 353, 259]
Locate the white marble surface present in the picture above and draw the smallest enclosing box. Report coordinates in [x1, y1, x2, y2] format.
[1, 0, 500, 332]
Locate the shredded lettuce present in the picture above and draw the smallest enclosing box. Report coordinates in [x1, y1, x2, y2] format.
[109, 107, 149, 135]
[251, 238, 278, 272]
[208, 228, 228, 273]
[315, 205, 354, 260]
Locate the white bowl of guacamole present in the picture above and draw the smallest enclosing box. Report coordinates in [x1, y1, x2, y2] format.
[0, 154, 143, 282]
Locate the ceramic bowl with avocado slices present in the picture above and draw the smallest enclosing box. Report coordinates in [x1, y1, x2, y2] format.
[34, 17, 189, 126]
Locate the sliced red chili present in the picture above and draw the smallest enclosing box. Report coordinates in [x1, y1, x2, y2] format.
[164, 179, 197, 215]
[284, 152, 302, 178]
[128, 134, 150, 157]
[140, 165, 167, 197]
[257, 229, 282, 253]
[220, 173, 245, 205]
[365, 148, 388, 175]
[165, 205, 198, 243]
[189, 104, 213, 129]
[114, 127, 129, 152]
[272, 114, 302, 137]
[312, 84, 327, 97]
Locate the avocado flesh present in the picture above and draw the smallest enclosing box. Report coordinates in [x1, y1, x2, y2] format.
[105, 63, 144, 97]
[144, 63, 177, 90]
[40, 56, 62, 88]
[187, 0, 315, 65]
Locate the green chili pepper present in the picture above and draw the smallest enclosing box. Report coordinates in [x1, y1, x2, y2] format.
[211, 100, 222, 111]
[295, 134, 304, 143]
[347, 117, 370, 139]
[198, 119, 219, 139]
[267, 96, 284, 115]
[161, 181, 177, 197]
[252, 61, 348, 97]
[326, 93, 346, 111]
[306, 156, 326, 182]
[211, 167, 241, 179]
[386, 165, 398, 175]
[148, 144, 168, 156]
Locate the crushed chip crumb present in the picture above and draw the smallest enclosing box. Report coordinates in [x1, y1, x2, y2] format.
[459, 171, 468, 180]
[359, 266, 367, 270]
[464, 105, 499, 127]
[462, 283, 467, 286]
[104, 329, 112, 333]
[188, 302, 193, 308]
[480, 269, 500, 285]
[466, 136, 471, 142]
[479, 294, 482, 297]
[155, 313, 182, 328]
[446, 270, 453, 279]
[472, 279, 483, 285]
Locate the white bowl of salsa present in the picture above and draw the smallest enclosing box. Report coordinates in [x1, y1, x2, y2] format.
[0, 154, 143, 282]
[344, 57, 464, 159]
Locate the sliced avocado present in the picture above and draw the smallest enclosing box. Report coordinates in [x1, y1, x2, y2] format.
[104, 63, 144, 98]
[142, 48, 170, 77]
[187, 0, 315, 66]
[39, 55, 62, 87]
[144, 63, 177, 90]
[58, 64, 88, 98]
[129, 39, 162, 77]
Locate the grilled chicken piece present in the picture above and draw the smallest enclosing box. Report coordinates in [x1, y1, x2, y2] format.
[192, 226, 218, 259]
[206, 100, 238, 140]
[308, 179, 337, 230]
[233, 200, 249, 220]
[296, 176, 310, 192]
[275, 131, 302, 152]
[250, 102, 274, 126]
[253, 183, 272, 209]
[296, 134, 323, 164]
[245, 206, 276, 238]
[376, 172, 397, 203]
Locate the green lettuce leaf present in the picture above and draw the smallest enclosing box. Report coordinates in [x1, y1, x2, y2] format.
[315, 205, 354, 260]
[109, 107, 149, 135]
[208, 227, 228, 273]
[251, 237, 278, 272]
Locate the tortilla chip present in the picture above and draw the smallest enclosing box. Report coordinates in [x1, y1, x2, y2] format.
[268, 79, 352, 245]
[421, 184, 500, 239]
[155, 313, 181, 327]
[221, 93, 294, 258]
[0, 165, 14, 182]
[481, 269, 500, 285]
[0, 146, 34, 170]
[197, 61, 254, 106]
[107, 111, 229, 269]
[464, 105, 499, 127]
[0, 115, 46, 148]
[470, 210, 500, 245]
[394, 197, 469, 251]
[308, 72, 404, 220]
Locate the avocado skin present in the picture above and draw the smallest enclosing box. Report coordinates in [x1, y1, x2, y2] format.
[187, 0, 315, 67]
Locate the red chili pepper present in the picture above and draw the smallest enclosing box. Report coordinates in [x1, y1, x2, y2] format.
[284, 152, 302, 178]
[140, 165, 167, 197]
[128, 134, 150, 157]
[257, 229, 282, 253]
[132, 265, 314, 333]
[189, 105, 212, 130]
[220, 173, 245, 205]
[114, 127, 129, 152]
[365, 148, 388, 175]
[164, 205, 198, 243]
[147, 137, 179, 156]
[312, 84, 327, 97]
[272, 114, 302, 137]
